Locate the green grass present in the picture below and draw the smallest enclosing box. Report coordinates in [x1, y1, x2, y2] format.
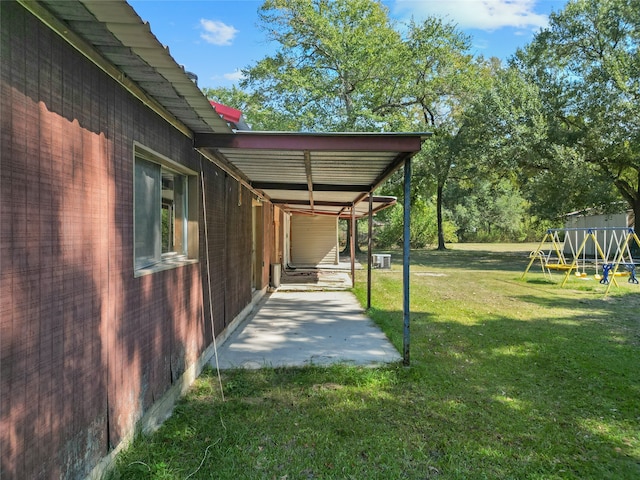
[110, 244, 640, 479]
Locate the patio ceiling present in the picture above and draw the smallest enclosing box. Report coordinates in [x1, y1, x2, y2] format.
[195, 131, 429, 217]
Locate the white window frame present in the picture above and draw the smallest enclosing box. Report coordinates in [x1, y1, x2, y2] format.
[133, 143, 199, 277]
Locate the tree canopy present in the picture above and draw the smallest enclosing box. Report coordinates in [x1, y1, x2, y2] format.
[242, 0, 401, 131]
[203, 0, 639, 246]
[515, 0, 639, 231]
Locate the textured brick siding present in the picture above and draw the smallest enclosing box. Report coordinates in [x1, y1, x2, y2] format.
[225, 178, 253, 326]
[0, 3, 256, 478]
[200, 164, 228, 339]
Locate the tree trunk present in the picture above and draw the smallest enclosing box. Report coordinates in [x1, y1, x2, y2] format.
[341, 219, 363, 254]
[436, 183, 446, 250]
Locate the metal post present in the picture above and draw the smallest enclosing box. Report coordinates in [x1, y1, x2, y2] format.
[403, 158, 411, 366]
[367, 193, 373, 309]
[350, 206, 356, 287]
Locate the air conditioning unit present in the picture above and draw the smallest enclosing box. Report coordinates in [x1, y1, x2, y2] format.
[372, 254, 391, 269]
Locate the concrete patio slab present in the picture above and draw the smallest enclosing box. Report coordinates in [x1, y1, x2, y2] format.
[211, 291, 401, 369]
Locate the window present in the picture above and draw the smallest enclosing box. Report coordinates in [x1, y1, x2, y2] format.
[134, 144, 198, 275]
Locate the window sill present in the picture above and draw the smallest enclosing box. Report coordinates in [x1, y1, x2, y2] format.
[134, 256, 199, 277]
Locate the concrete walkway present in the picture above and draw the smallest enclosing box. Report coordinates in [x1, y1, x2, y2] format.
[211, 291, 401, 369]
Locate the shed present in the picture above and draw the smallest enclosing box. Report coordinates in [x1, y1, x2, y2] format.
[564, 209, 634, 256]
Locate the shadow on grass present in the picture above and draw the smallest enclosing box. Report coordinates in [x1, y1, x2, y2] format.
[522, 277, 558, 285]
[114, 296, 640, 480]
[359, 299, 640, 478]
[515, 289, 640, 314]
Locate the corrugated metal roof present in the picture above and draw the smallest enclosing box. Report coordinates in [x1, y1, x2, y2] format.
[195, 131, 428, 216]
[37, 0, 232, 134]
[30, 0, 429, 217]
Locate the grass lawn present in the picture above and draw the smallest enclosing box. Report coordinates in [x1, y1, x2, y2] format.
[110, 243, 640, 479]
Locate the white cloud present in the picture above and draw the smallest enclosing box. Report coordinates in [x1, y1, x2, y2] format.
[223, 70, 244, 82]
[208, 70, 245, 84]
[393, 0, 549, 31]
[199, 19, 238, 46]
[472, 38, 489, 51]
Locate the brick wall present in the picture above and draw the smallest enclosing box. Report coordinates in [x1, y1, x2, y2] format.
[0, 3, 256, 478]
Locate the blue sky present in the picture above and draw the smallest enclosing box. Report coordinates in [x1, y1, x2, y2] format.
[128, 0, 569, 89]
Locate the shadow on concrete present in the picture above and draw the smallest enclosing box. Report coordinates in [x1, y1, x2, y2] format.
[211, 291, 400, 369]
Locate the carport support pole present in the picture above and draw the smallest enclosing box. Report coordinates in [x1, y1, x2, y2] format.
[403, 158, 411, 366]
[350, 206, 356, 285]
[367, 193, 373, 309]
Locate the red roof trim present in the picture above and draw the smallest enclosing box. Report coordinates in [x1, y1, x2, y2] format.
[210, 101, 243, 124]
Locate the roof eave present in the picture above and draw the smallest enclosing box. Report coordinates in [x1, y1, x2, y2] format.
[27, 0, 232, 136]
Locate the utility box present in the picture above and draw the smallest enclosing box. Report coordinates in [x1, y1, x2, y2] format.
[373, 254, 391, 269]
[270, 263, 282, 288]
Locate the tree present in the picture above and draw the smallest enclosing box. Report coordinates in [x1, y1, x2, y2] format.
[237, 2, 512, 249]
[242, 0, 401, 132]
[455, 65, 557, 223]
[516, 0, 640, 231]
[203, 85, 298, 130]
[375, 19, 491, 249]
[374, 198, 458, 249]
[456, 60, 624, 228]
[242, 0, 406, 253]
[457, 66, 548, 172]
[445, 177, 528, 242]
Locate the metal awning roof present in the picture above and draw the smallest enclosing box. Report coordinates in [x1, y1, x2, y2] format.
[195, 131, 429, 216]
[25, 0, 422, 364]
[29, 0, 429, 216]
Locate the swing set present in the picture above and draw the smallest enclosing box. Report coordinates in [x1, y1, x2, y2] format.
[522, 227, 640, 294]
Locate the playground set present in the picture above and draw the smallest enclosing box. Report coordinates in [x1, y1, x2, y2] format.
[522, 227, 640, 294]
